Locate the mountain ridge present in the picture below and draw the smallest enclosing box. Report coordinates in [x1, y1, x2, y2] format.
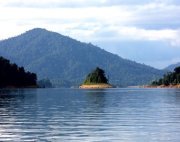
[0, 28, 164, 87]
[165, 62, 180, 71]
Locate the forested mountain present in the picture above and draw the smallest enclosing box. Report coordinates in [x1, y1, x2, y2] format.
[0, 56, 37, 88]
[165, 62, 180, 71]
[0, 28, 164, 87]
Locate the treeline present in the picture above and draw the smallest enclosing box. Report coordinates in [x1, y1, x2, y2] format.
[151, 66, 180, 86]
[0, 56, 37, 88]
[83, 67, 108, 84]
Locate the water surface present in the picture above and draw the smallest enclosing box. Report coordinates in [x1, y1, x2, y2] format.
[0, 88, 180, 141]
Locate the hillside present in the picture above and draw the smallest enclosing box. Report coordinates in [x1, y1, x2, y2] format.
[0, 56, 37, 88]
[0, 28, 164, 87]
[164, 62, 180, 71]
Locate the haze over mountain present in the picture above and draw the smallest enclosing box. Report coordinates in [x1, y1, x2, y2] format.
[0, 28, 164, 87]
[165, 62, 180, 71]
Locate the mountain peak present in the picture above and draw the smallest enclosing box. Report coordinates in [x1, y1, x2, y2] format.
[22, 28, 74, 42]
[23, 28, 55, 36]
[26, 28, 48, 33]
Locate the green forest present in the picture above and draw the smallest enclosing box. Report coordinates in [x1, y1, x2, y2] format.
[151, 66, 180, 86]
[0, 28, 164, 87]
[83, 67, 108, 85]
[0, 56, 37, 88]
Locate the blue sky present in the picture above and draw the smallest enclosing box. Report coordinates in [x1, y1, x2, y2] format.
[0, 0, 180, 69]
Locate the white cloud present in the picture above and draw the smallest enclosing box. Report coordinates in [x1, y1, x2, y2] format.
[0, 2, 179, 46]
[0, 1, 179, 43]
[118, 27, 180, 47]
[0, 6, 133, 39]
[69, 25, 180, 47]
[1, 0, 179, 8]
[0, 0, 123, 8]
[0, 0, 180, 68]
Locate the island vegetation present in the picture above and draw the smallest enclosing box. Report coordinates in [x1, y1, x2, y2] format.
[0, 56, 37, 88]
[150, 66, 180, 88]
[80, 67, 112, 89]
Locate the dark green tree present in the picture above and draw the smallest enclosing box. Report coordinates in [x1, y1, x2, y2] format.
[83, 67, 108, 84]
[174, 66, 180, 74]
[0, 56, 37, 88]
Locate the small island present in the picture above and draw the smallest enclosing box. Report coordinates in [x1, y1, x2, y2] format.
[79, 67, 113, 89]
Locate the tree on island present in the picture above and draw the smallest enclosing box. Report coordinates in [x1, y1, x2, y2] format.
[0, 56, 37, 88]
[151, 66, 180, 86]
[83, 67, 108, 84]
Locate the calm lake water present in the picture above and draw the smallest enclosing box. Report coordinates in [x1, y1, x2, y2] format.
[0, 88, 180, 142]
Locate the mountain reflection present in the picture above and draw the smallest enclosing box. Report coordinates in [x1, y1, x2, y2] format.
[0, 89, 37, 110]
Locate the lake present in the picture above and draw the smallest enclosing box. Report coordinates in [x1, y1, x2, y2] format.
[0, 88, 180, 142]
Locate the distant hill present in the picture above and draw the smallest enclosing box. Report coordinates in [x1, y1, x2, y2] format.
[0, 56, 37, 88]
[164, 62, 180, 71]
[0, 28, 164, 87]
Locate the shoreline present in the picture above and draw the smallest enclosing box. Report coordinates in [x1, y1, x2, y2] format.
[79, 84, 113, 89]
[141, 84, 180, 88]
[0, 85, 38, 89]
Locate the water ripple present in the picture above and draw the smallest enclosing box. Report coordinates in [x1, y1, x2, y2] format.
[0, 88, 180, 142]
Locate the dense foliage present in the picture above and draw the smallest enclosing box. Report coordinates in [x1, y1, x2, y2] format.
[0, 28, 164, 87]
[0, 56, 37, 88]
[151, 66, 180, 86]
[83, 67, 108, 84]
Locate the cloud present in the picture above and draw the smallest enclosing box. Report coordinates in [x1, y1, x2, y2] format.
[117, 27, 180, 47]
[133, 3, 180, 29]
[0, 1, 179, 44]
[70, 25, 180, 47]
[0, 0, 180, 68]
[0, 6, 133, 39]
[1, 0, 179, 8]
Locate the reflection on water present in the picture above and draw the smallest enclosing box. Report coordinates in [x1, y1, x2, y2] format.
[0, 88, 180, 141]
